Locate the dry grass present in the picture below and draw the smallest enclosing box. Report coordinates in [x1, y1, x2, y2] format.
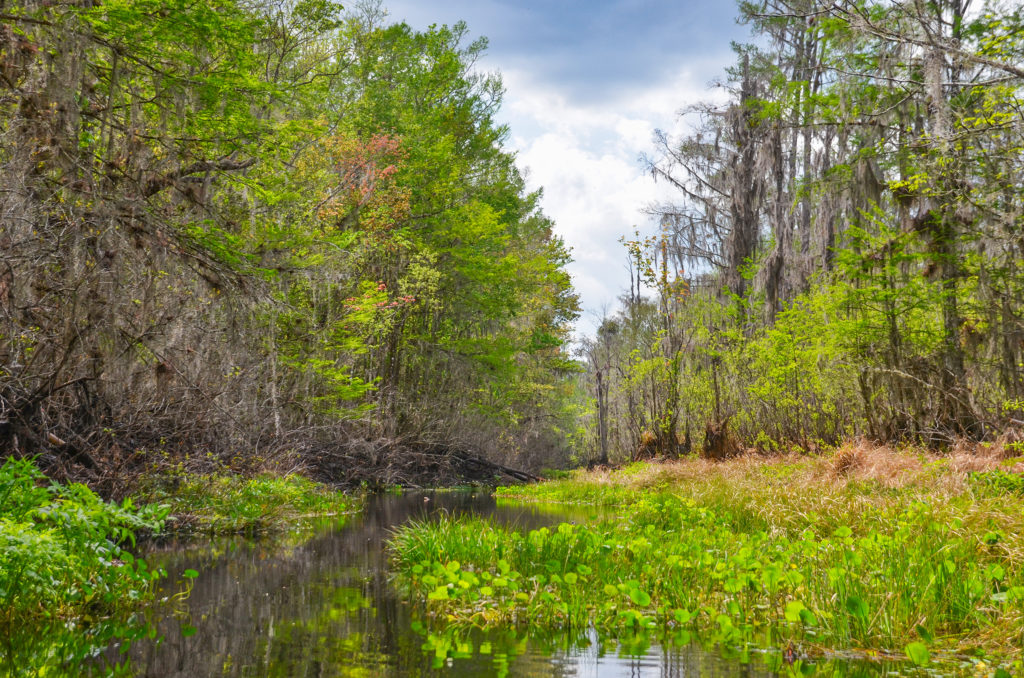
[532, 441, 1024, 562]
[585, 440, 1024, 495]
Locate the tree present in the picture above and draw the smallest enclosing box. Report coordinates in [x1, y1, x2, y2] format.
[588, 0, 1024, 455]
[0, 0, 580, 481]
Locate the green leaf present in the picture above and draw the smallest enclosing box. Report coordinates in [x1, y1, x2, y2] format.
[629, 588, 652, 607]
[784, 600, 806, 623]
[985, 563, 1006, 581]
[845, 595, 869, 619]
[798, 608, 818, 626]
[904, 642, 930, 666]
[182, 569, 198, 579]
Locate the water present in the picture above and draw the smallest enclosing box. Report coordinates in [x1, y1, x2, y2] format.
[110, 492, 888, 677]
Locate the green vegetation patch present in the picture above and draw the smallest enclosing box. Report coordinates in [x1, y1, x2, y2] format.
[133, 470, 357, 535]
[0, 457, 166, 623]
[390, 459, 1024, 674]
[969, 470, 1024, 496]
[0, 457, 167, 674]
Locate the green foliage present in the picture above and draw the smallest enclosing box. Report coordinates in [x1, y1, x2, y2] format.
[586, 276, 863, 461]
[904, 641, 930, 667]
[0, 458, 167, 622]
[243, 13, 583, 453]
[742, 285, 860, 444]
[0, 458, 167, 674]
[132, 471, 355, 534]
[391, 462, 1024, 671]
[1, 0, 579, 483]
[969, 470, 1024, 496]
[584, 0, 1024, 460]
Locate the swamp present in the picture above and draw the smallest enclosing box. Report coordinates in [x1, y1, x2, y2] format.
[4, 0, 1024, 675]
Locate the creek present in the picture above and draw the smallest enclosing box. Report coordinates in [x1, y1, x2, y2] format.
[113, 491, 880, 677]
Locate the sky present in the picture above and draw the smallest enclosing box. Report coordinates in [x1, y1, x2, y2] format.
[381, 0, 751, 338]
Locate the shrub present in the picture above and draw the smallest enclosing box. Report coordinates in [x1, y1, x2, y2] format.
[0, 457, 167, 623]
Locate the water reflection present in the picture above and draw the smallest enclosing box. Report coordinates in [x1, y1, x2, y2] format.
[0, 616, 147, 678]
[104, 492, 894, 676]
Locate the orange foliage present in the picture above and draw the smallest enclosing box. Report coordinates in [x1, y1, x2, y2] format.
[315, 133, 411, 234]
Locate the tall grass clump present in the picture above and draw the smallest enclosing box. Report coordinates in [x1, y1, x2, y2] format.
[391, 451, 1024, 673]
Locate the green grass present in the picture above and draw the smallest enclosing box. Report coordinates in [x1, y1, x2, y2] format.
[389, 453, 1024, 675]
[132, 470, 357, 535]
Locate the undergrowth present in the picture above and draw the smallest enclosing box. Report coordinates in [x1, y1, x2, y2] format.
[0, 457, 167, 675]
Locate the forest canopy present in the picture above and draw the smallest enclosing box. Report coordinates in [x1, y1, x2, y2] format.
[4, 0, 1024, 482]
[0, 0, 580, 485]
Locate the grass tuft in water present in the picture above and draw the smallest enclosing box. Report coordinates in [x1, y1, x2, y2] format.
[133, 470, 357, 535]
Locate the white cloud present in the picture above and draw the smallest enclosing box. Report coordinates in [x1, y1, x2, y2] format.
[380, 0, 745, 337]
[491, 62, 733, 337]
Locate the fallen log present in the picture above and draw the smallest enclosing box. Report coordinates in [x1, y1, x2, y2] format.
[450, 450, 541, 483]
[304, 437, 543, 488]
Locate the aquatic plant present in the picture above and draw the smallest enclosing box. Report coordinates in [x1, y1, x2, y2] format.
[0, 458, 166, 621]
[0, 457, 167, 674]
[390, 454, 1024, 674]
[132, 471, 356, 534]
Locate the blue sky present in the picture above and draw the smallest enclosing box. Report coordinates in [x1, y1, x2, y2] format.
[382, 0, 750, 337]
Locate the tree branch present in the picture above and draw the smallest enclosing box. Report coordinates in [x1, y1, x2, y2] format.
[144, 157, 257, 197]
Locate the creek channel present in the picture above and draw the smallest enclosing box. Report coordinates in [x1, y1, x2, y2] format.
[117, 491, 884, 677]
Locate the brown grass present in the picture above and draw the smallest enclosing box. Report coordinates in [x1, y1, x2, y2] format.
[592, 440, 1023, 493]
[558, 440, 1024, 546]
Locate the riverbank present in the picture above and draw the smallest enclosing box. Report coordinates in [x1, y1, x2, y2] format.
[0, 457, 357, 675]
[389, 444, 1024, 675]
[0, 457, 165, 675]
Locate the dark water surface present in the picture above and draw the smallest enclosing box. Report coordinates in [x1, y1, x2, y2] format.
[115, 492, 890, 677]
